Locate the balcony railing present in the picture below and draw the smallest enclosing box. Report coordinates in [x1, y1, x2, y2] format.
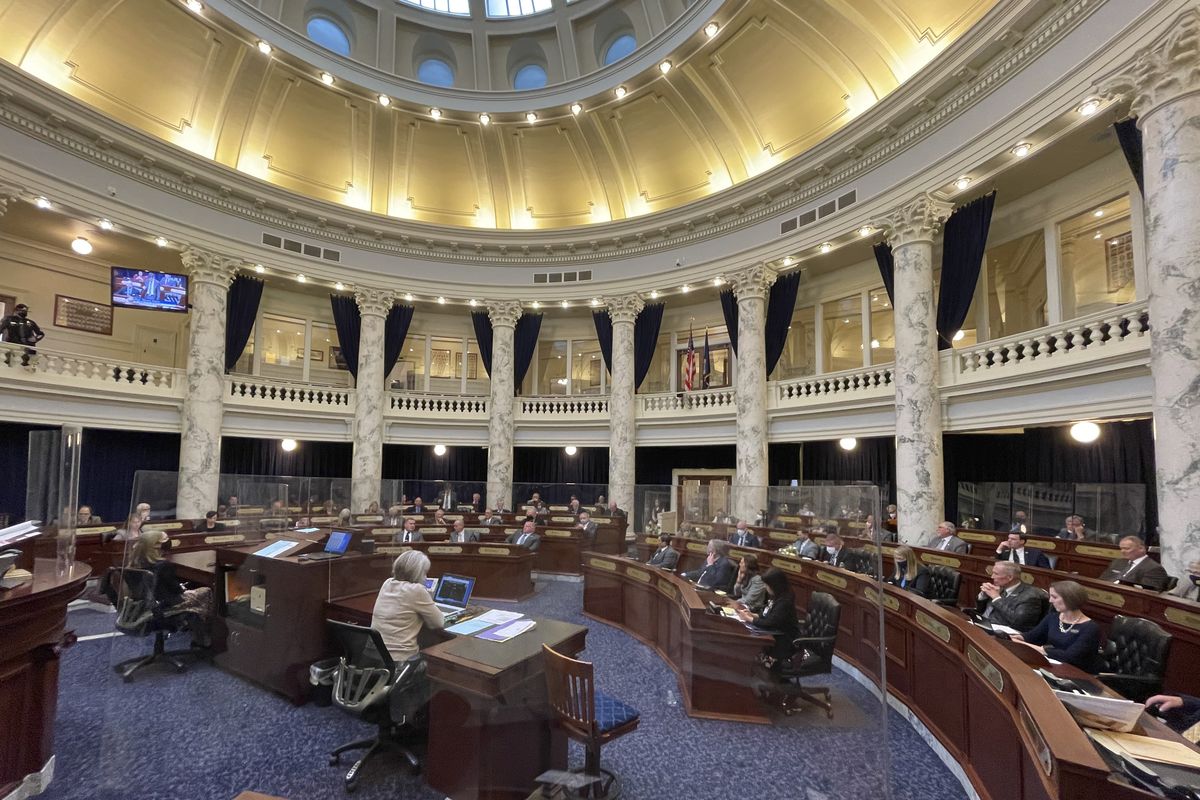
[775, 366, 894, 406]
[389, 393, 488, 417]
[227, 376, 353, 408]
[518, 396, 610, 417]
[0, 342, 182, 393]
[639, 387, 736, 416]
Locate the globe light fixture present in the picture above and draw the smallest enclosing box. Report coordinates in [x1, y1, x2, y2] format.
[433, 444, 448, 456]
[1070, 421, 1101, 443]
[839, 437, 858, 451]
[281, 438, 297, 452]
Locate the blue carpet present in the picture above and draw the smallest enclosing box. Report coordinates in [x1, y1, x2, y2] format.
[44, 579, 967, 800]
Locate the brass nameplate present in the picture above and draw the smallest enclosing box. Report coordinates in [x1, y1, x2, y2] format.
[816, 571, 847, 589]
[444, 515, 463, 521]
[143, 522, 183, 531]
[1164, 607, 1200, 632]
[222, 519, 243, 527]
[588, 558, 617, 571]
[357, 515, 383, 522]
[1025, 540, 1056, 551]
[376, 546, 411, 555]
[769, 532, 798, 542]
[79, 525, 117, 534]
[478, 546, 509, 556]
[774, 559, 803, 576]
[287, 506, 303, 513]
[967, 645, 1004, 693]
[657, 579, 678, 599]
[1019, 703, 1054, 777]
[921, 553, 962, 569]
[915, 610, 951, 643]
[687, 541, 709, 553]
[551, 516, 576, 523]
[240, 506, 265, 514]
[818, 518, 839, 526]
[1083, 586, 1126, 608]
[729, 549, 751, 560]
[1021, 573, 1035, 584]
[592, 517, 613, 523]
[644, 537, 661, 546]
[544, 530, 572, 539]
[847, 521, 867, 529]
[310, 516, 338, 523]
[778, 515, 811, 524]
[505, 527, 523, 534]
[428, 546, 463, 554]
[959, 532, 997, 543]
[1076, 545, 1120, 558]
[204, 534, 245, 545]
[169, 538, 181, 548]
[626, 567, 651, 583]
[372, 527, 403, 534]
[863, 587, 901, 611]
[692, 523, 713, 532]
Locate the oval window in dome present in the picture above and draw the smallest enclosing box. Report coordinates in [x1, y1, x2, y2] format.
[306, 17, 351, 57]
[417, 58, 455, 88]
[513, 64, 548, 90]
[603, 33, 637, 66]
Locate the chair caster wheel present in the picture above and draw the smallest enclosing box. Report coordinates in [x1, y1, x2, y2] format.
[328, 755, 340, 766]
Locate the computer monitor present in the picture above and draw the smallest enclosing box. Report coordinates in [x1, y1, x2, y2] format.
[325, 530, 352, 555]
[433, 573, 475, 609]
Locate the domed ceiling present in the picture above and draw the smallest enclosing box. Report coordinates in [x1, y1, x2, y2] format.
[0, 0, 996, 230]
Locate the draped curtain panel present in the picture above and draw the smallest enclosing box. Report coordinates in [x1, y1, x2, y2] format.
[592, 310, 614, 374]
[471, 311, 494, 376]
[634, 302, 665, 390]
[635, 444, 736, 486]
[80, 428, 182, 523]
[513, 446, 610, 489]
[220, 436, 353, 479]
[719, 290, 739, 356]
[0, 422, 54, 521]
[224, 276, 263, 372]
[936, 191, 996, 349]
[329, 295, 362, 378]
[765, 271, 802, 377]
[801, 438, 898, 504]
[383, 443, 488, 483]
[383, 304, 415, 379]
[767, 442, 803, 486]
[1114, 117, 1144, 194]
[873, 243, 896, 306]
[514, 313, 542, 391]
[24, 429, 61, 525]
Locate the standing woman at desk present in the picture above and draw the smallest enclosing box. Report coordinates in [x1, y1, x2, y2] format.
[736, 568, 799, 670]
[1011, 580, 1103, 672]
[372, 551, 444, 663]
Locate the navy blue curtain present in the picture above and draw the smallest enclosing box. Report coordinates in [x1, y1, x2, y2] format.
[471, 311, 493, 376]
[224, 276, 263, 372]
[936, 192, 996, 350]
[220, 436, 352, 479]
[514, 313, 542, 391]
[801, 438, 897, 505]
[634, 303, 665, 390]
[514, 446, 610, 488]
[873, 243, 895, 306]
[719, 290, 739, 356]
[384, 443, 488, 483]
[592, 310, 613, 374]
[1114, 117, 1144, 194]
[79, 428, 182, 522]
[765, 271, 801, 377]
[384, 304, 414, 379]
[330, 295, 361, 378]
[0, 422, 55, 521]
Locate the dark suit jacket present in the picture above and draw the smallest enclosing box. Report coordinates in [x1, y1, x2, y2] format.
[820, 547, 849, 569]
[382, 516, 405, 527]
[728, 530, 761, 549]
[753, 594, 800, 661]
[449, 530, 480, 543]
[682, 556, 736, 592]
[1099, 557, 1170, 590]
[577, 521, 598, 541]
[648, 546, 679, 570]
[507, 531, 541, 551]
[995, 548, 1051, 569]
[397, 530, 423, 543]
[974, 582, 1046, 631]
[480, 515, 504, 525]
[608, 507, 627, 518]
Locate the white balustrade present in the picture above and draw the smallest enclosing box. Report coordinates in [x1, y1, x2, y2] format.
[639, 387, 737, 415]
[0, 342, 182, 393]
[227, 376, 353, 408]
[774, 366, 894, 406]
[517, 396, 610, 417]
[389, 393, 488, 417]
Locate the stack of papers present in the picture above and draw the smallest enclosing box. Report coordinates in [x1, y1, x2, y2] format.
[444, 608, 536, 642]
[1055, 691, 1145, 732]
[1090, 730, 1200, 769]
[477, 619, 537, 642]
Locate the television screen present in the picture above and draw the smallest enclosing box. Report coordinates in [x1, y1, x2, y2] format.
[111, 267, 188, 312]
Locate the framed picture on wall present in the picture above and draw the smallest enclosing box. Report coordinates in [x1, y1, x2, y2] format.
[0, 294, 15, 319]
[1106, 231, 1134, 292]
[329, 346, 348, 370]
[53, 294, 114, 335]
[430, 348, 452, 378]
[589, 359, 602, 387]
[455, 352, 479, 380]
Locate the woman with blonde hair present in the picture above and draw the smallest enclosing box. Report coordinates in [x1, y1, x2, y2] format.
[129, 529, 213, 644]
[371, 551, 445, 663]
[885, 545, 930, 597]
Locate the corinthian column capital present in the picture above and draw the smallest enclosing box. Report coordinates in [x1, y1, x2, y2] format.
[487, 300, 523, 329]
[353, 287, 395, 318]
[885, 193, 954, 248]
[728, 263, 776, 302]
[603, 294, 644, 325]
[1098, 9, 1200, 122]
[179, 247, 240, 287]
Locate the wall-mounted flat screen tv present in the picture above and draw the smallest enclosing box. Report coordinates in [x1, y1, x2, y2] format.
[111, 267, 189, 312]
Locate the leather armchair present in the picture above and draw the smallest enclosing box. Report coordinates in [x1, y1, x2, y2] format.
[1098, 615, 1172, 702]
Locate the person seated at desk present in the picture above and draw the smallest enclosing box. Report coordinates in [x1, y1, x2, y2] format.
[732, 555, 767, 613]
[727, 521, 761, 549]
[975, 562, 1045, 631]
[1057, 515, 1093, 541]
[1012, 580, 1103, 672]
[927, 521, 969, 554]
[711, 509, 734, 525]
[819, 533, 850, 569]
[647, 534, 679, 570]
[320, 499, 336, 516]
[607, 500, 627, 518]
[1098, 536, 1170, 591]
[1010, 510, 1029, 534]
[479, 508, 504, 526]
[266, 500, 291, 521]
[1170, 560, 1200, 602]
[448, 519, 478, 544]
[793, 530, 820, 560]
[568, 496, 582, 517]
[130, 529, 212, 647]
[680, 539, 736, 592]
[225, 495, 239, 518]
[382, 505, 405, 527]
[508, 521, 541, 551]
[200, 510, 224, 532]
[432, 508, 447, 525]
[995, 532, 1051, 568]
[575, 511, 598, 543]
[885, 545, 930, 597]
[338, 508, 352, 526]
[410, 497, 426, 514]
[1145, 695, 1200, 741]
[469, 492, 484, 513]
[114, 503, 152, 541]
[371, 551, 444, 664]
[735, 568, 799, 671]
[396, 518, 423, 544]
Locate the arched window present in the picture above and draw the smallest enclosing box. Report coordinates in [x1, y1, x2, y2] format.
[513, 64, 548, 90]
[417, 58, 455, 87]
[603, 33, 636, 65]
[306, 17, 351, 57]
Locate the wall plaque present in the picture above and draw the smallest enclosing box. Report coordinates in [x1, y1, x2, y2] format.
[54, 295, 113, 335]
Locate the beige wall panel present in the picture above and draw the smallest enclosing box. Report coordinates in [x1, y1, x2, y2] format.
[0, 0, 68, 66]
[604, 93, 715, 211]
[878, 0, 995, 44]
[506, 125, 604, 228]
[769, 0, 900, 94]
[392, 120, 490, 225]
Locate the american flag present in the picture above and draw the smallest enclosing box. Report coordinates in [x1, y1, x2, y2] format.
[683, 326, 697, 391]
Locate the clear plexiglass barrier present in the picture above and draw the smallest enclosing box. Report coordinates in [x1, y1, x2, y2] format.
[957, 480, 1148, 541]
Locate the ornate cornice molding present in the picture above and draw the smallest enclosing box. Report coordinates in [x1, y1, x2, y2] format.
[1098, 8, 1200, 123]
[728, 264, 776, 302]
[604, 294, 645, 325]
[487, 300, 523, 328]
[179, 247, 239, 287]
[884, 193, 954, 248]
[353, 287, 395, 318]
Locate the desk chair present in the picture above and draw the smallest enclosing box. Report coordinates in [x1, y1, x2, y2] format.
[925, 565, 962, 606]
[325, 620, 426, 792]
[775, 591, 841, 718]
[541, 644, 640, 799]
[108, 566, 198, 681]
[1098, 615, 1172, 703]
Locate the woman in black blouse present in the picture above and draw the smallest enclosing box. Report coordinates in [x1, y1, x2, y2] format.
[1012, 580, 1102, 672]
[736, 568, 799, 667]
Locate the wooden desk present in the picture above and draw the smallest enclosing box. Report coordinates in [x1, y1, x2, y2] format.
[955, 527, 1122, 579]
[0, 560, 89, 798]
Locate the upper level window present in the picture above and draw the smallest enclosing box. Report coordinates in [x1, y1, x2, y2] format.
[399, 0, 470, 16]
[513, 64, 548, 90]
[487, 0, 551, 18]
[417, 58, 456, 87]
[603, 33, 637, 65]
[306, 17, 351, 57]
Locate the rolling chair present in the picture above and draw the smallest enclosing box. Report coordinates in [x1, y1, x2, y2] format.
[541, 643, 640, 798]
[1097, 615, 1172, 703]
[773, 591, 841, 718]
[325, 620, 426, 792]
[1162, 576, 1179, 593]
[925, 565, 962, 606]
[108, 566, 198, 681]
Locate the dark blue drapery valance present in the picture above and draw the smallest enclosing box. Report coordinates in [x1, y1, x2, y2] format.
[330, 294, 362, 378]
[471, 311, 494, 376]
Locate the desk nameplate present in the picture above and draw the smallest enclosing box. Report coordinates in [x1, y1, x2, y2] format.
[588, 558, 617, 572]
[1164, 607, 1200, 632]
[773, 559, 803, 576]
[310, 516, 339, 524]
[1019, 702, 1054, 777]
[656, 579, 678, 599]
[1084, 586, 1126, 608]
[543, 530, 572, 539]
[864, 587, 900, 611]
[626, 567, 651, 583]
[550, 516, 576, 523]
[143, 522, 184, 532]
[1025, 540, 1057, 551]
[428, 545, 463, 554]
[769, 532, 798, 542]
[686, 541, 709, 554]
[959, 532, 998, 543]
[478, 546, 510, 556]
[816, 571, 847, 589]
[357, 516, 383, 523]
[78, 526, 117, 535]
[921, 553, 962, 568]
[376, 545, 412, 555]
[966, 645, 1004, 693]
[1075, 545, 1120, 558]
[505, 527, 523, 535]
[644, 537, 661, 546]
[915, 610, 951, 643]
[205, 534, 245, 545]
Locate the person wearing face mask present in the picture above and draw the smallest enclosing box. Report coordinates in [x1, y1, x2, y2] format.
[885, 545, 929, 597]
[819, 533, 849, 569]
[0, 303, 45, 365]
[1170, 560, 1200, 602]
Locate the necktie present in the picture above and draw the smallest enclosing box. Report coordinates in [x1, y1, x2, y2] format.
[520, 533, 528, 546]
[404, 532, 411, 543]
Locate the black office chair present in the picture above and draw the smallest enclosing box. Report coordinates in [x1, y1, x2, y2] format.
[326, 620, 426, 792]
[774, 591, 841, 718]
[843, 548, 877, 577]
[108, 566, 198, 681]
[1098, 615, 1172, 702]
[1161, 576, 1179, 593]
[925, 565, 962, 606]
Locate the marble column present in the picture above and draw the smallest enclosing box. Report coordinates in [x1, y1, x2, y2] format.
[485, 301, 522, 511]
[605, 294, 644, 515]
[350, 288, 393, 514]
[176, 247, 238, 519]
[729, 265, 776, 522]
[1103, 12, 1200, 575]
[886, 193, 953, 544]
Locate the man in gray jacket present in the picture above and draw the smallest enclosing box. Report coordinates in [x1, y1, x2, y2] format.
[647, 534, 679, 570]
[927, 521, 969, 554]
[975, 562, 1046, 631]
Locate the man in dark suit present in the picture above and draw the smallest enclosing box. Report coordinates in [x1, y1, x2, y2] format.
[410, 497, 426, 514]
[469, 492, 484, 512]
[398, 517, 423, 544]
[728, 521, 761, 549]
[507, 520, 541, 551]
[382, 505, 405, 528]
[437, 482, 456, 511]
[680, 539, 736, 592]
[820, 533, 850, 569]
[575, 511, 598, 544]
[607, 500, 627, 518]
[994, 532, 1051, 568]
[928, 521, 969, 554]
[479, 508, 504, 526]
[1009, 510, 1029, 533]
[975, 562, 1045, 631]
[1099, 536, 1170, 590]
[448, 519, 479, 543]
[648, 534, 679, 570]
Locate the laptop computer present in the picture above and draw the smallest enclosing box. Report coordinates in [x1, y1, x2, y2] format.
[301, 529, 352, 561]
[431, 573, 476, 622]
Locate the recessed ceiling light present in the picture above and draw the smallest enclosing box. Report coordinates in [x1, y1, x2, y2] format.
[478, 113, 491, 125]
[681, 284, 691, 293]
[713, 276, 724, 286]
[1070, 421, 1101, 443]
[254, 264, 265, 273]
[1011, 142, 1032, 158]
[704, 22, 720, 38]
[404, 293, 414, 301]
[532, 301, 541, 309]
[570, 103, 583, 116]
[590, 298, 599, 307]
[954, 176, 972, 191]
[561, 300, 569, 308]
[1093, 209, 1104, 218]
[437, 296, 446, 304]
[858, 226, 874, 237]
[782, 256, 794, 266]
[649, 290, 659, 299]
[296, 274, 306, 283]
[819, 243, 833, 253]
[98, 218, 114, 231]
[70, 237, 92, 255]
[1077, 99, 1101, 116]
[469, 299, 478, 307]
[154, 236, 169, 247]
[953, 329, 965, 342]
[377, 94, 391, 107]
[320, 72, 334, 86]
[334, 281, 344, 290]
[659, 61, 672, 74]
[35, 197, 51, 210]
[184, 0, 203, 12]
[256, 40, 272, 55]
[429, 107, 442, 120]
[614, 86, 627, 99]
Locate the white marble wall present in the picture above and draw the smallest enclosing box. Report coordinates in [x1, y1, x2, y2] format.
[887, 194, 953, 543]
[1104, 12, 1200, 575]
[730, 265, 775, 521]
[176, 248, 237, 519]
[350, 288, 392, 513]
[606, 294, 643, 513]
[486, 301, 521, 511]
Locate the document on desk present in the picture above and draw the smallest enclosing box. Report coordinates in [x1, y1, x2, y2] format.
[476, 619, 537, 642]
[253, 540, 301, 558]
[1054, 691, 1144, 732]
[445, 618, 496, 635]
[1090, 730, 1200, 769]
[473, 609, 523, 626]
